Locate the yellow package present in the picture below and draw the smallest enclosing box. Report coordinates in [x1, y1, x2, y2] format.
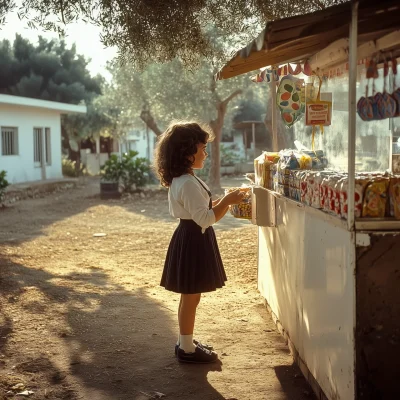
[362, 178, 389, 218]
[225, 187, 252, 219]
[389, 177, 400, 219]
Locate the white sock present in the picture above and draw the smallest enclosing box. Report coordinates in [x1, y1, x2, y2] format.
[179, 334, 196, 353]
[176, 334, 180, 346]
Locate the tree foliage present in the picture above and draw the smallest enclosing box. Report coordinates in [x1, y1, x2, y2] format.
[0, 34, 102, 103]
[103, 54, 268, 188]
[232, 96, 272, 150]
[5, 0, 347, 69]
[0, 34, 111, 174]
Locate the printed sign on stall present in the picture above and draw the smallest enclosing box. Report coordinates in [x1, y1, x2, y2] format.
[305, 102, 331, 126]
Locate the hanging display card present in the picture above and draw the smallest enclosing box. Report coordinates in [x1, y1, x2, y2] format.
[305, 76, 332, 149]
[305, 101, 331, 125]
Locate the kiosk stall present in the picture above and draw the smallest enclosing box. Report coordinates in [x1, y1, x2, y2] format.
[217, 1, 400, 399]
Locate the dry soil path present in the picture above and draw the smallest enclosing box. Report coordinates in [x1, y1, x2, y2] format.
[0, 178, 314, 400]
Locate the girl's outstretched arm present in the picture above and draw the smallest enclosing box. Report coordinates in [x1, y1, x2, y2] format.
[212, 198, 222, 207]
[212, 190, 244, 222]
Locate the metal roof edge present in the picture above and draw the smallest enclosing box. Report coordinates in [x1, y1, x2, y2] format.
[0, 94, 87, 114]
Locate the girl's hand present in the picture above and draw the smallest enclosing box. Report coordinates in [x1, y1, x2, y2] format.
[225, 189, 245, 205]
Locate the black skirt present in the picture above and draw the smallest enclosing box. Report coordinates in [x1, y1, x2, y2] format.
[160, 219, 227, 294]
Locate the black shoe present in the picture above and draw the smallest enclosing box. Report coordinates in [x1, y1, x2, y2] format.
[177, 345, 218, 364]
[193, 339, 214, 351]
[174, 340, 214, 356]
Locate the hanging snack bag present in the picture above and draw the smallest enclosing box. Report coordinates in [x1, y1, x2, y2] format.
[225, 187, 252, 220]
[362, 178, 390, 218]
[276, 75, 305, 127]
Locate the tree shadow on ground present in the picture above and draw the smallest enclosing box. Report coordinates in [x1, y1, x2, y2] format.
[0, 256, 227, 399]
[0, 185, 99, 246]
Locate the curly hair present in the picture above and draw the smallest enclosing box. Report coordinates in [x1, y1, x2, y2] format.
[153, 121, 214, 187]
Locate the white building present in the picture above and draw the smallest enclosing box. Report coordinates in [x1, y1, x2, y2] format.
[0, 94, 86, 184]
[119, 128, 157, 161]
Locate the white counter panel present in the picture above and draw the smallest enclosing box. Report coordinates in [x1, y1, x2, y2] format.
[258, 197, 355, 400]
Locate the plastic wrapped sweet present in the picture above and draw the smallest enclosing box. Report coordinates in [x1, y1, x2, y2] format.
[280, 151, 300, 170]
[254, 152, 279, 189]
[270, 163, 278, 191]
[340, 177, 369, 219]
[307, 172, 316, 208]
[333, 177, 345, 217]
[225, 187, 252, 219]
[300, 172, 309, 204]
[362, 178, 390, 218]
[320, 175, 330, 210]
[327, 175, 340, 215]
[389, 177, 400, 219]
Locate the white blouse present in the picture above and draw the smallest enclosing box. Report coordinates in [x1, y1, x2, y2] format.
[168, 174, 216, 232]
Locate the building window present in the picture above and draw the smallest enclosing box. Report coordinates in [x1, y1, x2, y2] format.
[34, 127, 52, 166]
[1, 127, 18, 156]
[45, 128, 51, 165]
[33, 128, 43, 166]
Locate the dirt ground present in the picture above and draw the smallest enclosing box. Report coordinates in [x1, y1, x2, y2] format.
[0, 177, 314, 400]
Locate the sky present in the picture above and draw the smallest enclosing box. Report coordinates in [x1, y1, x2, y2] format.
[0, 4, 118, 80]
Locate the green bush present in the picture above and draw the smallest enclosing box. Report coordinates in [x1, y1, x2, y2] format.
[220, 144, 241, 166]
[101, 154, 121, 182]
[62, 158, 87, 177]
[101, 151, 150, 192]
[0, 170, 9, 204]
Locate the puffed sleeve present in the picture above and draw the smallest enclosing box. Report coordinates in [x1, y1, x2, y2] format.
[178, 179, 216, 231]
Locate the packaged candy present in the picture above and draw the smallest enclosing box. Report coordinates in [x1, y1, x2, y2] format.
[298, 153, 312, 170]
[362, 178, 389, 218]
[300, 172, 308, 204]
[340, 177, 369, 219]
[320, 175, 330, 210]
[288, 170, 302, 201]
[311, 172, 324, 209]
[389, 177, 400, 219]
[327, 175, 339, 215]
[225, 187, 252, 219]
[270, 163, 278, 190]
[306, 171, 320, 208]
[254, 152, 279, 189]
[334, 177, 345, 217]
[339, 177, 348, 218]
[277, 184, 289, 197]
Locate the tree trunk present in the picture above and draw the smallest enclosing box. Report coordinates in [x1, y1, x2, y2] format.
[208, 89, 242, 191]
[140, 109, 162, 136]
[75, 140, 81, 177]
[208, 117, 223, 190]
[61, 124, 73, 159]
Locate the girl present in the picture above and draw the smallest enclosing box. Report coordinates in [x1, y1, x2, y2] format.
[153, 121, 245, 364]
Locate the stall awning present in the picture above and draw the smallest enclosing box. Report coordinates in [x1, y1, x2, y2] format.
[216, 0, 400, 80]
